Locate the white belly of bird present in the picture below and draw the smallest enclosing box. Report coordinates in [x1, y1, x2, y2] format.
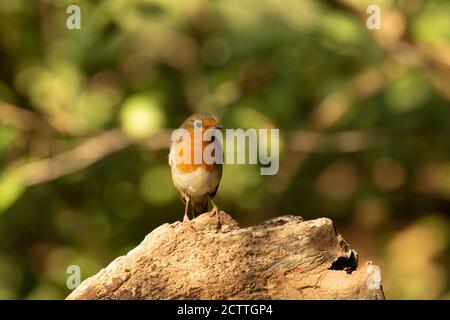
[171, 167, 221, 197]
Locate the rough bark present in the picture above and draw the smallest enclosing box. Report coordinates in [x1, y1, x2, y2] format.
[66, 211, 385, 300]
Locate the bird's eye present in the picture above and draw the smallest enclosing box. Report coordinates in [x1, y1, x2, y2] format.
[211, 136, 216, 142]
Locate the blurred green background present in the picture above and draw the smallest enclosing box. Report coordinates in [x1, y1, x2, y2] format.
[0, 0, 449, 299]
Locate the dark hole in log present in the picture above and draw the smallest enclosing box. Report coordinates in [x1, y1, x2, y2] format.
[329, 250, 358, 274]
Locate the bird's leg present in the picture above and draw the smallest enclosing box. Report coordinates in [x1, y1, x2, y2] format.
[209, 198, 220, 215]
[208, 195, 221, 228]
[183, 197, 190, 222]
[183, 197, 196, 231]
[191, 204, 196, 220]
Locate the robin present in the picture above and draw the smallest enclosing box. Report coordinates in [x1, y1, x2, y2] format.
[169, 113, 223, 222]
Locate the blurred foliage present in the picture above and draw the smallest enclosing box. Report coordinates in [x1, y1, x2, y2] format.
[0, 0, 449, 299]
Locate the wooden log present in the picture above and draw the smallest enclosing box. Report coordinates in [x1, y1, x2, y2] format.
[66, 211, 385, 300]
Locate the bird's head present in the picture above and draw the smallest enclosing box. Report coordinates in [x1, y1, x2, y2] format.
[180, 112, 222, 130]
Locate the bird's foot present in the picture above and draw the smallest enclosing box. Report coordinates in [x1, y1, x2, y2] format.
[183, 213, 196, 231]
[212, 205, 222, 229]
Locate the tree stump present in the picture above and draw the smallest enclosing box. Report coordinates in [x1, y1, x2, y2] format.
[66, 211, 385, 300]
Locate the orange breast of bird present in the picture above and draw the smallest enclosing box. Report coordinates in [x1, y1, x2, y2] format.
[174, 127, 219, 173]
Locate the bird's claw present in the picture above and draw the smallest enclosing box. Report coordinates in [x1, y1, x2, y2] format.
[183, 219, 196, 233]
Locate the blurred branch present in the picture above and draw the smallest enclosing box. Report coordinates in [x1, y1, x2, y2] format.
[0, 100, 52, 131]
[312, 65, 388, 128]
[19, 129, 171, 186]
[320, 0, 450, 71]
[13, 126, 384, 187]
[312, 0, 450, 128]
[321, 0, 364, 20]
[269, 128, 386, 195]
[287, 128, 386, 153]
[16, 126, 385, 187]
[20, 129, 130, 186]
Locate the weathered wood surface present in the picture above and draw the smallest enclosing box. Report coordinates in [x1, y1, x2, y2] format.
[67, 211, 385, 300]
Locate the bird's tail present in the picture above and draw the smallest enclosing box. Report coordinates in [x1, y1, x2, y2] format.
[191, 196, 208, 217]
